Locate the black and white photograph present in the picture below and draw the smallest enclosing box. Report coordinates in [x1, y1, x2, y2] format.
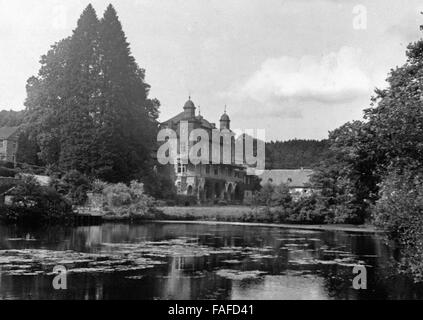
[1, 0, 423, 306]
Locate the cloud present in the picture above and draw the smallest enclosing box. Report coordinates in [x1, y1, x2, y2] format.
[237, 46, 372, 105]
[384, 12, 422, 43]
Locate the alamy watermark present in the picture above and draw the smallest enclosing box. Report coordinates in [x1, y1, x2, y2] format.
[353, 4, 367, 30]
[352, 265, 367, 290]
[52, 265, 67, 290]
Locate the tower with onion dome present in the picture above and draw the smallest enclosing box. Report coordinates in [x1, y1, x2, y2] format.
[220, 107, 230, 130]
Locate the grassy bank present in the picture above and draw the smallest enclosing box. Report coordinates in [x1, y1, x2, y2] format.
[152, 219, 380, 233]
[159, 206, 252, 221]
[158, 206, 379, 232]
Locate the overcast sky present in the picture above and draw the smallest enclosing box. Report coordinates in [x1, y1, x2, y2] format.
[1, 0, 422, 140]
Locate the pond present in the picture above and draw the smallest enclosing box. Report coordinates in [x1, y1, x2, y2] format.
[0, 222, 422, 300]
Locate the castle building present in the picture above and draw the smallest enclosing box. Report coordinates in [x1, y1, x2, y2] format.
[160, 98, 254, 203]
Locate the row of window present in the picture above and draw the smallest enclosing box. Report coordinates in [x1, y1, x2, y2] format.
[0, 140, 17, 149]
[176, 163, 243, 179]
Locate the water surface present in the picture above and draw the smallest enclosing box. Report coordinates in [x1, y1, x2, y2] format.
[0, 222, 422, 300]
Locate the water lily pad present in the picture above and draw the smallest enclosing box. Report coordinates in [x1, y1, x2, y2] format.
[216, 269, 267, 281]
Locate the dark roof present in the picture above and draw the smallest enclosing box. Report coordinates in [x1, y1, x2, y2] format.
[0, 126, 19, 140]
[220, 113, 230, 121]
[162, 111, 186, 125]
[259, 169, 313, 188]
[184, 99, 195, 110]
[161, 112, 215, 129]
[197, 116, 214, 129]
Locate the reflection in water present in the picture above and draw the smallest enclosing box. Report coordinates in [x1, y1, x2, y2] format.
[0, 222, 423, 300]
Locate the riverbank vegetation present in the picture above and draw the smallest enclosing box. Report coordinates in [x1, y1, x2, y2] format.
[0, 170, 161, 223]
[226, 19, 423, 281]
[0, 176, 73, 224]
[290, 21, 423, 281]
[94, 180, 158, 221]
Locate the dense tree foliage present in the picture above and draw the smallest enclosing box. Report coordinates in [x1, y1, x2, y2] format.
[16, 129, 42, 166]
[0, 176, 73, 224]
[265, 140, 328, 169]
[0, 110, 25, 127]
[23, 4, 159, 183]
[309, 121, 380, 223]
[295, 18, 423, 278]
[365, 27, 423, 281]
[50, 170, 92, 205]
[373, 167, 423, 281]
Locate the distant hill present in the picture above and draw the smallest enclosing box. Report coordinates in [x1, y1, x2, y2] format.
[265, 139, 329, 169]
[0, 110, 25, 127]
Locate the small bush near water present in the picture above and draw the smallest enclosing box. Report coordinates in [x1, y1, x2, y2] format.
[0, 176, 74, 224]
[101, 181, 156, 220]
[245, 183, 327, 224]
[0, 160, 15, 169]
[246, 181, 364, 225]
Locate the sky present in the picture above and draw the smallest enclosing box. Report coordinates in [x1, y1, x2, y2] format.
[0, 0, 422, 141]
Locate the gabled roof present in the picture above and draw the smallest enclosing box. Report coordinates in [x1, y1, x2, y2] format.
[196, 116, 214, 129]
[0, 126, 19, 140]
[258, 169, 313, 188]
[161, 113, 215, 129]
[162, 111, 186, 125]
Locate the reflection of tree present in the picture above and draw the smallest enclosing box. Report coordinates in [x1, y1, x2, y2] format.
[394, 232, 423, 285]
[374, 233, 423, 298]
[0, 224, 76, 251]
[159, 256, 232, 300]
[318, 233, 423, 300]
[5, 221, 423, 299]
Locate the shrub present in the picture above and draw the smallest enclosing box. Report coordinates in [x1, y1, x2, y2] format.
[165, 199, 177, 206]
[0, 160, 14, 169]
[0, 166, 18, 177]
[142, 169, 177, 200]
[175, 195, 198, 207]
[217, 200, 228, 206]
[104, 183, 132, 207]
[289, 195, 327, 224]
[102, 181, 155, 218]
[255, 183, 292, 207]
[52, 170, 91, 205]
[91, 179, 108, 194]
[256, 183, 274, 206]
[270, 183, 292, 206]
[373, 169, 423, 238]
[373, 168, 423, 282]
[0, 175, 73, 223]
[0, 178, 18, 193]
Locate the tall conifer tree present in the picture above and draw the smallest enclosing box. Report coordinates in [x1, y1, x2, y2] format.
[24, 4, 160, 183]
[24, 37, 71, 165]
[96, 4, 158, 182]
[59, 4, 100, 174]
